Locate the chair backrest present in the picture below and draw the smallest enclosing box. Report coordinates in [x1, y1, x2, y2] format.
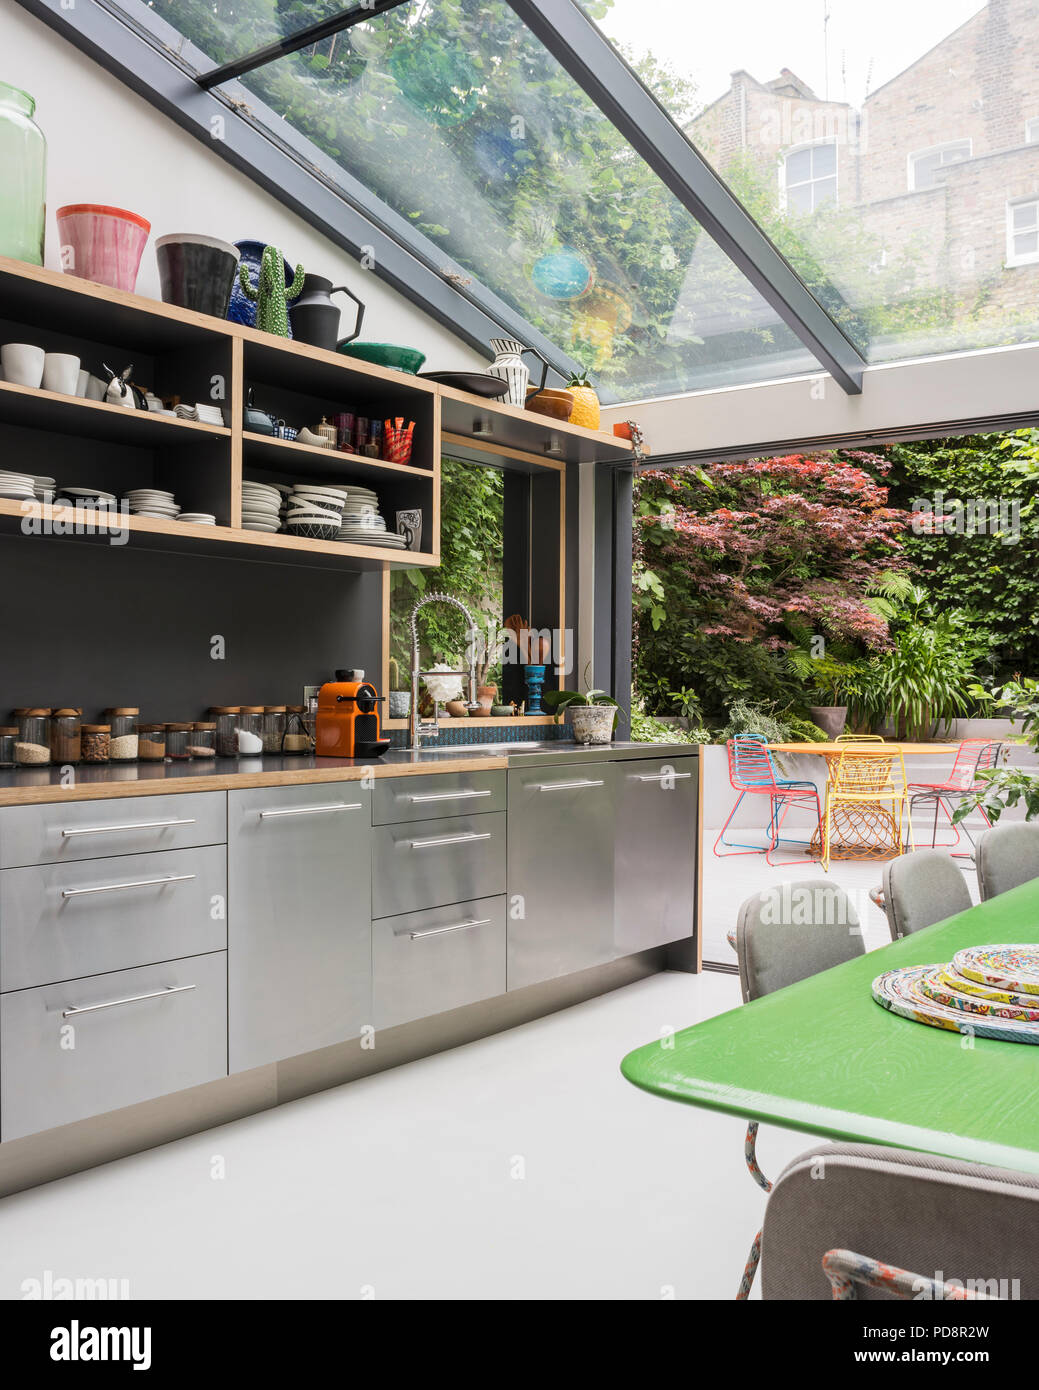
[832, 745, 903, 794]
[761, 1141, 1039, 1300]
[735, 878, 865, 1003]
[835, 733, 886, 743]
[879, 849, 972, 940]
[727, 735, 779, 792]
[947, 738, 1003, 791]
[976, 821, 1039, 901]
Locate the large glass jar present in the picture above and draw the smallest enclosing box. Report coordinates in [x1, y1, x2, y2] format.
[0, 82, 46, 266]
[210, 707, 241, 758]
[282, 706, 310, 755]
[262, 706, 286, 754]
[104, 708, 139, 762]
[189, 722, 216, 759]
[237, 706, 264, 756]
[50, 708, 82, 765]
[136, 724, 166, 762]
[165, 723, 191, 760]
[15, 709, 50, 765]
[81, 725, 111, 764]
[0, 726, 16, 767]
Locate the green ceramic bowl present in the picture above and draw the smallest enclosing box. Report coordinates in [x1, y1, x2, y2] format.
[337, 341, 427, 374]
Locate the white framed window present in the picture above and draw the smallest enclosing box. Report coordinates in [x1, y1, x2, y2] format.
[1026, 118, 1039, 144]
[780, 140, 838, 214]
[908, 139, 972, 191]
[1007, 197, 1039, 267]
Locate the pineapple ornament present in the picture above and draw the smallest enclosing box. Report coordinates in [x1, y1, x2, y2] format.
[566, 367, 601, 430]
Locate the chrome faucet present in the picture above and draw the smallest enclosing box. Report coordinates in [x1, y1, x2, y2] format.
[409, 593, 479, 750]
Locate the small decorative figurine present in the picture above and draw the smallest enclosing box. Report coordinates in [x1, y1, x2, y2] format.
[102, 363, 148, 410]
[237, 245, 305, 337]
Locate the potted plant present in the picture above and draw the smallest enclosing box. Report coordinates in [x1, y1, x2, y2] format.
[544, 670, 619, 745]
[565, 366, 601, 431]
[387, 657, 410, 721]
[785, 651, 861, 740]
[474, 623, 506, 716]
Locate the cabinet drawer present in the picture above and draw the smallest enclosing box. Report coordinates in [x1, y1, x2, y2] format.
[0, 846, 227, 993]
[1, 952, 227, 1141]
[373, 771, 506, 825]
[373, 895, 506, 1030]
[615, 756, 697, 953]
[0, 792, 227, 868]
[372, 812, 506, 918]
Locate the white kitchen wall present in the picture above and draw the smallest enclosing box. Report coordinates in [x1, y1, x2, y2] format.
[5, 1, 484, 371]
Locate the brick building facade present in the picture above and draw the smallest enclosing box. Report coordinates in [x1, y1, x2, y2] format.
[689, 0, 1039, 355]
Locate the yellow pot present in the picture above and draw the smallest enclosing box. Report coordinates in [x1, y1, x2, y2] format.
[568, 385, 601, 431]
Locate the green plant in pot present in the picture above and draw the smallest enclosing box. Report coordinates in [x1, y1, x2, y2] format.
[785, 650, 862, 740]
[387, 658, 410, 721]
[544, 669, 619, 745]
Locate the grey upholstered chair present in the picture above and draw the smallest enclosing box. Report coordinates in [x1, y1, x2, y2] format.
[732, 880, 866, 1297]
[976, 822, 1039, 902]
[761, 1142, 1039, 1300]
[872, 849, 972, 942]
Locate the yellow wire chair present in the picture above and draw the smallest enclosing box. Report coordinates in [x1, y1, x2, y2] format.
[834, 733, 887, 743]
[822, 744, 914, 871]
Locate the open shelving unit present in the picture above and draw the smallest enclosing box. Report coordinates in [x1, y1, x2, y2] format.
[0, 256, 632, 576]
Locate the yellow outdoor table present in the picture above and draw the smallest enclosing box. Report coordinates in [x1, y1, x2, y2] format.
[622, 879, 1039, 1174]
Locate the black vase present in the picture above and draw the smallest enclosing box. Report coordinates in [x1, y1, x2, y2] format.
[155, 234, 241, 319]
[289, 274, 365, 351]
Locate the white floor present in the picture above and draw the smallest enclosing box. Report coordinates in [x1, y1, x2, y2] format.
[0, 970, 819, 1301]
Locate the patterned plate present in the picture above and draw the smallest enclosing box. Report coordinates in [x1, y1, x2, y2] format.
[872, 964, 1039, 1044]
[917, 967, 1039, 1022]
[952, 945, 1039, 996]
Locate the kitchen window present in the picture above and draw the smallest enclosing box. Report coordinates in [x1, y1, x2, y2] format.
[908, 140, 972, 191]
[780, 141, 838, 213]
[1007, 198, 1039, 267]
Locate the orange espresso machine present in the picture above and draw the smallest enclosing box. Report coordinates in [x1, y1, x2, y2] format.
[315, 669, 391, 759]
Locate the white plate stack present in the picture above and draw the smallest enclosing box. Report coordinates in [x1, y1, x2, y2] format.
[124, 488, 181, 520]
[174, 402, 225, 426]
[338, 485, 406, 549]
[32, 475, 55, 503]
[241, 480, 283, 533]
[0, 470, 37, 502]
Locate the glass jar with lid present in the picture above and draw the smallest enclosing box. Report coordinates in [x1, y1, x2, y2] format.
[189, 722, 216, 758]
[165, 723, 191, 760]
[262, 706, 286, 754]
[104, 707, 139, 762]
[237, 706, 265, 756]
[0, 726, 16, 767]
[136, 724, 166, 762]
[282, 706, 310, 755]
[81, 724, 111, 763]
[15, 709, 50, 765]
[209, 707, 241, 758]
[50, 708, 82, 765]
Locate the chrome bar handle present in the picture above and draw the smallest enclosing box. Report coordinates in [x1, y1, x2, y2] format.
[61, 873, 196, 899]
[409, 917, 491, 940]
[534, 779, 605, 791]
[62, 984, 196, 1019]
[259, 802, 363, 818]
[407, 831, 492, 849]
[61, 818, 197, 838]
[631, 772, 694, 782]
[406, 789, 492, 803]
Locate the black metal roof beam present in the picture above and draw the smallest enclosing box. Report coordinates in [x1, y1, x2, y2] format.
[505, 0, 867, 395]
[196, 0, 412, 91]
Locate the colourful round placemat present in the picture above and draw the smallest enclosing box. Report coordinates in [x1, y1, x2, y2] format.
[936, 965, 1039, 1011]
[952, 945, 1039, 996]
[917, 967, 1039, 1022]
[872, 964, 1039, 1044]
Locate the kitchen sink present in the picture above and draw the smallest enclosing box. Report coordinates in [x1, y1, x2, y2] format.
[419, 741, 549, 754]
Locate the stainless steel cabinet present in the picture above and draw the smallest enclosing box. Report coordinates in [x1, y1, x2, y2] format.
[506, 764, 615, 990]
[613, 756, 697, 954]
[372, 812, 506, 919]
[1, 951, 227, 1141]
[0, 791, 226, 868]
[227, 784, 372, 1072]
[373, 770, 506, 825]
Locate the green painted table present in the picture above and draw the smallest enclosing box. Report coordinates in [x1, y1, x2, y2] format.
[622, 879, 1039, 1174]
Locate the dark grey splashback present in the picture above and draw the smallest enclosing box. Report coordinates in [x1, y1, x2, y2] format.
[0, 535, 380, 723]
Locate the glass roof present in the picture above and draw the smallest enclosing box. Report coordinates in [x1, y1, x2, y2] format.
[119, 0, 828, 401]
[589, 0, 1039, 370]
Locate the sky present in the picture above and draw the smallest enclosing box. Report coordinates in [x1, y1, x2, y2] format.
[597, 0, 987, 110]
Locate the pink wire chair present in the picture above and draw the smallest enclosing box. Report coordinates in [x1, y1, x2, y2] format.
[713, 736, 822, 866]
[907, 739, 1003, 851]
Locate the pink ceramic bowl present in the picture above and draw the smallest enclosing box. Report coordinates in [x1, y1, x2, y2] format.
[56, 204, 151, 293]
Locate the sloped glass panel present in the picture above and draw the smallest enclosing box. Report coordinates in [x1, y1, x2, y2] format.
[588, 0, 1039, 366]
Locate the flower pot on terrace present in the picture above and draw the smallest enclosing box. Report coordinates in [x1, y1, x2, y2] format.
[809, 704, 848, 740]
[569, 705, 615, 745]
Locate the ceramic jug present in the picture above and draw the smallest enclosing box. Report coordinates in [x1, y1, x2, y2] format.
[289, 274, 366, 352]
[488, 338, 534, 406]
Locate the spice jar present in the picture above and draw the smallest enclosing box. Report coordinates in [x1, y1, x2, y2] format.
[165, 723, 191, 760]
[81, 724, 111, 763]
[282, 705, 310, 755]
[16, 708, 51, 765]
[0, 726, 16, 767]
[137, 724, 166, 761]
[237, 706, 264, 756]
[210, 707, 241, 758]
[50, 708, 82, 765]
[262, 706, 286, 754]
[189, 722, 216, 758]
[104, 707, 139, 762]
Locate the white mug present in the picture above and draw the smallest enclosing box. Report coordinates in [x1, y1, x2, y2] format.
[84, 374, 106, 401]
[42, 352, 81, 396]
[76, 368, 91, 397]
[1, 343, 45, 389]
